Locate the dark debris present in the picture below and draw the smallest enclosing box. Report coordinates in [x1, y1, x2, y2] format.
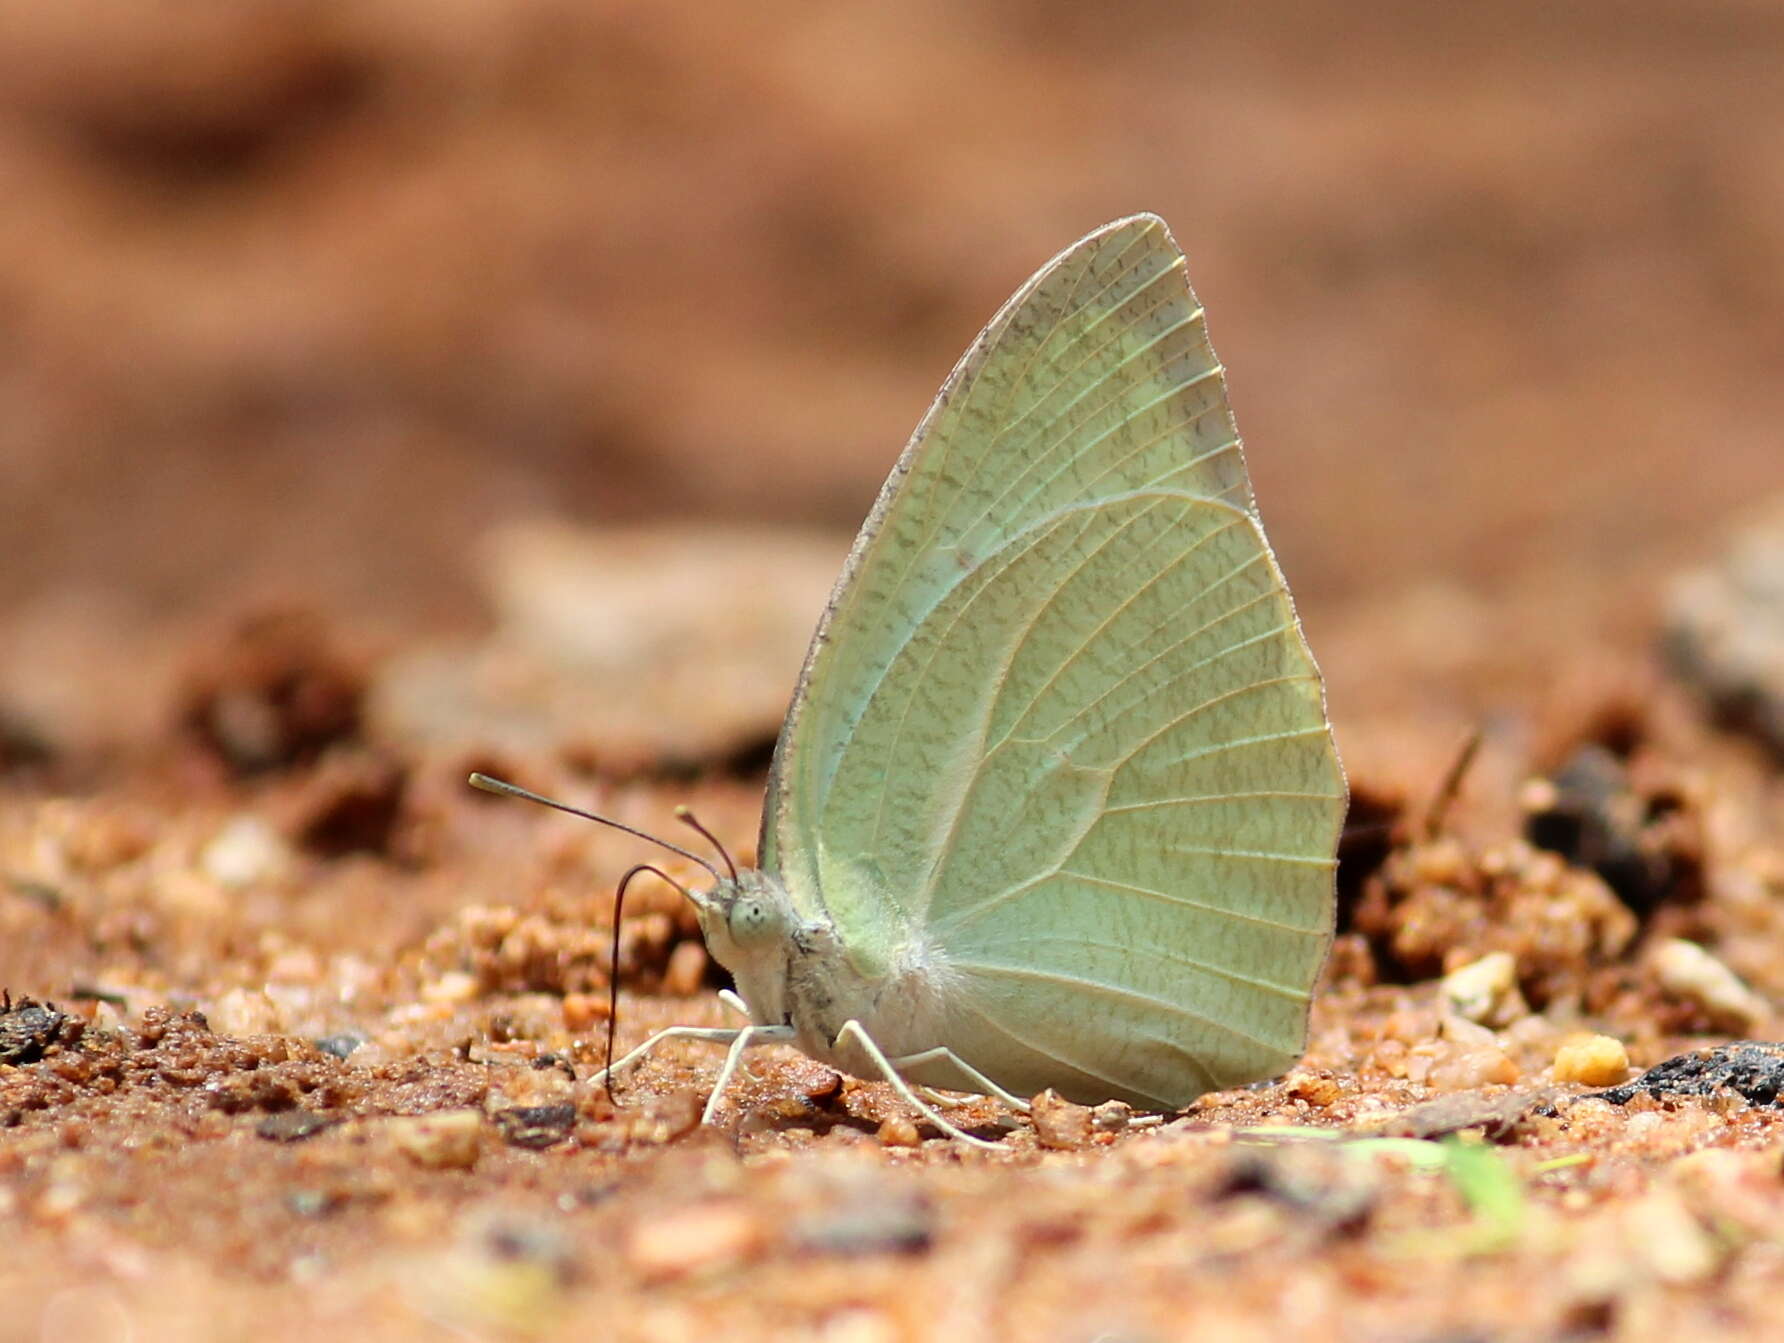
[0, 993, 83, 1064]
[1600, 1042, 1784, 1107]
[1664, 502, 1784, 759]
[1522, 744, 1703, 917]
[283, 750, 409, 859]
[176, 607, 365, 775]
[493, 1103, 578, 1149]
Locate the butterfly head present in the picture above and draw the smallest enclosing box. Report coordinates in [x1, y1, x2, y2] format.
[692, 868, 799, 1027]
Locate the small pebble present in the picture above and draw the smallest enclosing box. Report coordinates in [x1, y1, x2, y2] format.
[1667, 1148, 1784, 1239]
[1090, 1099, 1136, 1131]
[1410, 836, 1468, 885]
[561, 993, 608, 1032]
[1283, 1073, 1342, 1107]
[387, 1111, 484, 1170]
[1030, 1089, 1095, 1150]
[1438, 1012, 1497, 1047]
[313, 1032, 364, 1060]
[200, 815, 293, 890]
[876, 1115, 922, 1148]
[798, 1068, 846, 1107]
[627, 1089, 704, 1145]
[624, 1203, 765, 1280]
[1441, 952, 1524, 1026]
[63, 811, 151, 872]
[1553, 1034, 1631, 1087]
[487, 1060, 574, 1109]
[37, 1172, 86, 1221]
[204, 987, 283, 1036]
[1651, 938, 1771, 1032]
[421, 970, 482, 1006]
[1428, 1044, 1520, 1091]
[256, 1111, 336, 1143]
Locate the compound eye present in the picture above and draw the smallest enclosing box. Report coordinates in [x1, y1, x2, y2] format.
[728, 899, 773, 944]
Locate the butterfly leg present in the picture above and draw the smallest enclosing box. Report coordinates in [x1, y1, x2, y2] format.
[589, 1025, 749, 1091]
[889, 1047, 1032, 1113]
[833, 1020, 1003, 1151]
[701, 1023, 797, 1125]
[914, 1087, 975, 1110]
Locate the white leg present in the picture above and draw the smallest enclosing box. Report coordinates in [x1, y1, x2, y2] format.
[891, 1046, 1032, 1113]
[916, 1086, 976, 1110]
[701, 1023, 796, 1124]
[717, 988, 752, 1022]
[589, 1025, 747, 1090]
[834, 1020, 1004, 1151]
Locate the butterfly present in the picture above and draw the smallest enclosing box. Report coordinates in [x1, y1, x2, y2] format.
[475, 213, 1344, 1146]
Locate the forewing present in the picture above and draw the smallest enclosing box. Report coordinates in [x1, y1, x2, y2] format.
[762, 216, 1343, 1106]
[765, 214, 1253, 900]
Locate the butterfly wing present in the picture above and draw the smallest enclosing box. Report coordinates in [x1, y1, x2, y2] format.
[761, 214, 1344, 1108]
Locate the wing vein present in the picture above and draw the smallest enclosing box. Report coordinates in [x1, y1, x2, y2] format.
[1055, 621, 1301, 753]
[1027, 567, 1280, 751]
[952, 995, 1215, 1106]
[1163, 845, 1337, 867]
[900, 222, 1158, 609]
[951, 307, 1208, 548]
[861, 500, 1158, 855]
[903, 500, 1170, 886]
[955, 960, 1293, 1054]
[981, 935, 1308, 999]
[938, 868, 1328, 936]
[987, 356, 1224, 538]
[991, 512, 1249, 745]
[1103, 789, 1347, 814]
[1153, 724, 1333, 769]
[1114, 674, 1323, 765]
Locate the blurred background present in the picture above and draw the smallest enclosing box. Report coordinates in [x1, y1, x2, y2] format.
[1, 0, 1780, 770]
[5, 8, 1784, 1330]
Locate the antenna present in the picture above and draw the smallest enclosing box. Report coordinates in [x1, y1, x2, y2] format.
[674, 805, 739, 884]
[467, 773, 722, 880]
[604, 862, 693, 1101]
[466, 772, 720, 1105]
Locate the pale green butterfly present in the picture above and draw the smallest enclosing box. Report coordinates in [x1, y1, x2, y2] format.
[475, 213, 1345, 1146]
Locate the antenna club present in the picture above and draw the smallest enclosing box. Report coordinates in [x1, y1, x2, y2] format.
[464, 771, 722, 880]
[675, 806, 740, 884]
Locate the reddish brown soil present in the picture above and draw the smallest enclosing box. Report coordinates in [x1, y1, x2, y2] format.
[3, 4, 1784, 1340]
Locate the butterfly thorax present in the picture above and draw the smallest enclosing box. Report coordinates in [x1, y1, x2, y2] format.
[695, 868, 954, 1079]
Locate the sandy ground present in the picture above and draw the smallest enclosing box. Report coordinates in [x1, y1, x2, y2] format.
[3, 3, 1784, 1340]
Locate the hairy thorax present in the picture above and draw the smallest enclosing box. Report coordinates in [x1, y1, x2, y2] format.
[695, 868, 955, 1083]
